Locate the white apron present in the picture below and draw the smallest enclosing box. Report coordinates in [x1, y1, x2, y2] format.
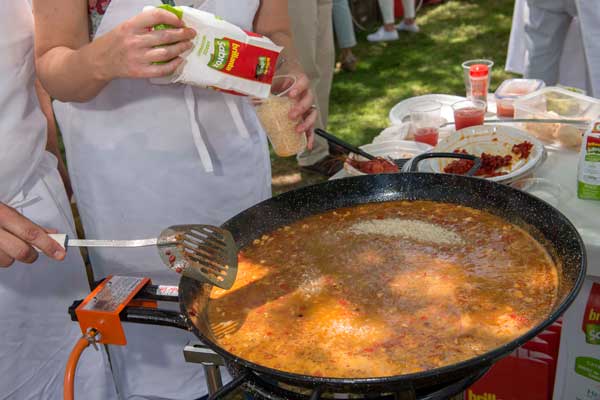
[0, 2, 117, 399]
[53, 0, 270, 398]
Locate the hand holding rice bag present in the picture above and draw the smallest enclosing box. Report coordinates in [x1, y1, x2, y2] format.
[146, 4, 283, 99]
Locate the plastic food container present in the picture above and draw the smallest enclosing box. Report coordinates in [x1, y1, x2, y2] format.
[495, 79, 545, 118]
[514, 86, 600, 148]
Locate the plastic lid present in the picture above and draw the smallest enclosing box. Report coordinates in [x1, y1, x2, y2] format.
[495, 79, 545, 100]
[469, 64, 489, 78]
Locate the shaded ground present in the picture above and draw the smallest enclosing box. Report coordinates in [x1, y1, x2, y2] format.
[271, 0, 516, 195]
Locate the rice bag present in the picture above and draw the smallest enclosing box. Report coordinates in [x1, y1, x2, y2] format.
[146, 4, 283, 98]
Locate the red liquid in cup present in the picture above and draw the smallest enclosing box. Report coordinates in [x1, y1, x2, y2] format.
[454, 107, 485, 130]
[414, 127, 439, 146]
[496, 101, 515, 118]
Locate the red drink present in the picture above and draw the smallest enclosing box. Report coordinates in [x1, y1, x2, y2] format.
[454, 107, 485, 130]
[414, 127, 439, 146]
[496, 100, 515, 118]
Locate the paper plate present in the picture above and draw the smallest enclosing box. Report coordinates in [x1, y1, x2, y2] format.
[372, 124, 410, 144]
[426, 125, 546, 183]
[388, 94, 465, 126]
[343, 140, 433, 176]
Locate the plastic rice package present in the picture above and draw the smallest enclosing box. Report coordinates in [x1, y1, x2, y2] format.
[146, 4, 283, 98]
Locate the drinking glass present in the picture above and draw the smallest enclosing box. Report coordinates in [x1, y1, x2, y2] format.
[254, 75, 306, 157]
[452, 99, 486, 130]
[409, 101, 442, 146]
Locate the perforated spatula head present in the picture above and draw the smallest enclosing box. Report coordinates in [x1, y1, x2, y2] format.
[157, 225, 238, 289]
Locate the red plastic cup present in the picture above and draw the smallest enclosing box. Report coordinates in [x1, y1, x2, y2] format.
[452, 99, 486, 130]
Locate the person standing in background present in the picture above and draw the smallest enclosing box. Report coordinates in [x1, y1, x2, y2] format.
[573, 0, 600, 97]
[0, 1, 117, 398]
[333, 0, 358, 72]
[290, 0, 344, 177]
[523, 0, 577, 86]
[368, 0, 419, 43]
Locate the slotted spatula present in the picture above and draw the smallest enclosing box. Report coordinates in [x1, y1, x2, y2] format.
[46, 225, 238, 289]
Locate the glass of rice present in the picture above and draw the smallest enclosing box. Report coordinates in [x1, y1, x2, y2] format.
[254, 75, 307, 157]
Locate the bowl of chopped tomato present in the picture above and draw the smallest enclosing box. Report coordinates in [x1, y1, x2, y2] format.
[424, 125, 546, 183]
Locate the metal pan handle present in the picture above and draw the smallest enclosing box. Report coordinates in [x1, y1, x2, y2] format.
[409, 152, 482, 176]
[120, 307, 190, 330]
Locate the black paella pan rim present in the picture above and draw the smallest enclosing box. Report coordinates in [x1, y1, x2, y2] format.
[179, 172, 587, 390]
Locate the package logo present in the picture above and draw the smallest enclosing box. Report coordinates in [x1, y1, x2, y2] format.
[467, 389, 497, 400]
[575, 357, 600, 382]
[255, 56, 271, 79]
[209, 38, 231, 71]
[583, 283, 600, 344]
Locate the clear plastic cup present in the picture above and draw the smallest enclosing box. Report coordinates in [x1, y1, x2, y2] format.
[452, 99, 486, 130]
[409, 101, 442, 146]
[254, 75, 307, 157]
[462, 59, 494, 97]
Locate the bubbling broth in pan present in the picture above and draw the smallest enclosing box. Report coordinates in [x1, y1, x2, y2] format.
[208, 201, 558, 378]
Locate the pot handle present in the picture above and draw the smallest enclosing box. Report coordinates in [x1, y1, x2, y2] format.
[120, 307, 190, 331]
[409, 152, 482, 176]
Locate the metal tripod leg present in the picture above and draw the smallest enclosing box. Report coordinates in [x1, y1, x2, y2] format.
[183, 341, 226, 396]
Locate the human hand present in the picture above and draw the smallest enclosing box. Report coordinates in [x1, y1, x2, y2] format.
[0, 204, 66, 267]
[100, 8, 196, 80]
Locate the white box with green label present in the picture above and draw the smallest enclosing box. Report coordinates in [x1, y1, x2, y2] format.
[553, 277, 600, 399]
[578, 121, 600, 201]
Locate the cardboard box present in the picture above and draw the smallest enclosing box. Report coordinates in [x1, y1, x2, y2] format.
[553, 277, 600, 399]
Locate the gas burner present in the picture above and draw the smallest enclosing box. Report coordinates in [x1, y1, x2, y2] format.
[184, 342, 487, 400]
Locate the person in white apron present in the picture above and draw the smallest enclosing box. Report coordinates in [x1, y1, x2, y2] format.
[33, 1, 316, 398]
[506, 0, 598, 96]
[0, 1, 118, 399]
[575, 0, 600, 97]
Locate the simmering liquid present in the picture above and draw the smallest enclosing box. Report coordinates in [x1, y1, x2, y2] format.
[208, 201, 558, 378]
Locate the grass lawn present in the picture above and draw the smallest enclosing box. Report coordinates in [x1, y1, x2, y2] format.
[271, 0, 517, 195]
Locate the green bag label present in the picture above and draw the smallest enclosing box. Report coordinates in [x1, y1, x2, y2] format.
[575, 357, 600, 382]
[156, 4, 183, 19]
[208, 39, 231, 71]
[587, 324, 600, 344]
[151, 5, 184, 64]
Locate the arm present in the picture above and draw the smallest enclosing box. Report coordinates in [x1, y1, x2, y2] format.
[254, 0, 317, 144]
[0, 204, 66, 267]
[33, 0, 195, 102]
[34, 79, 73, 199]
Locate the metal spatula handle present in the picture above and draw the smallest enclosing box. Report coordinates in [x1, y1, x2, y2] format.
[47, 234, 161, 250]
